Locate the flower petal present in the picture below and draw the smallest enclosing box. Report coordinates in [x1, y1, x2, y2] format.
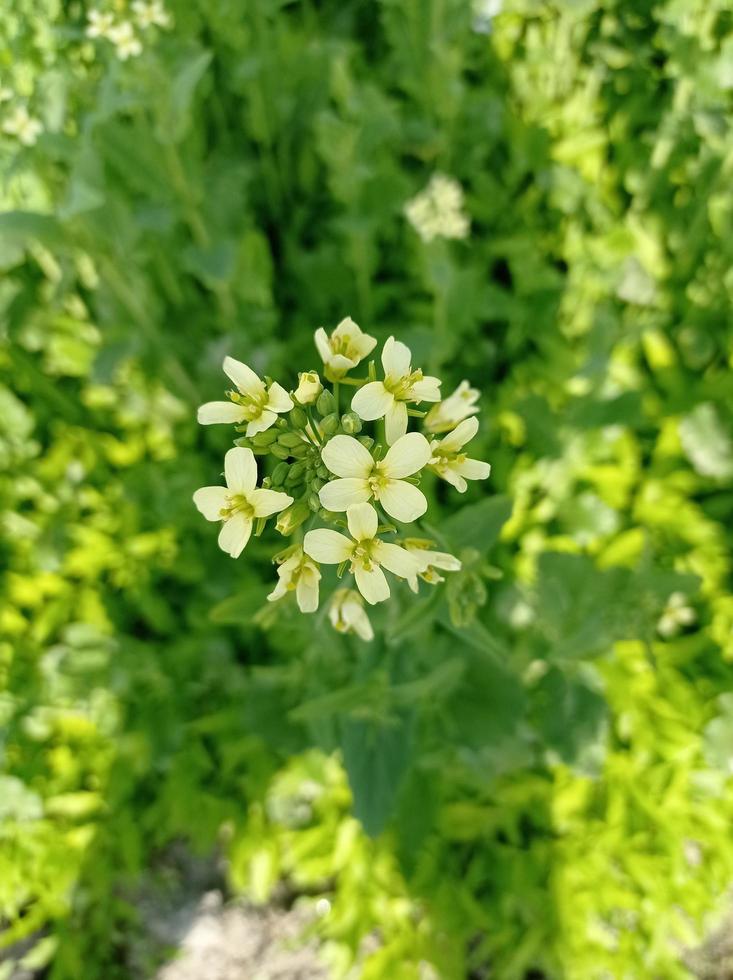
[223, 356, 265, 397]
[266, 381, 294, 414]
[384, 400, 408, 445]
[224, 447, 257, 494]
[380, 432, 432, 478]
[439, 416, 479, 453]
[432, 465, 467, 493]
[454, 457, 491, 481]
[332, 316, 359, 340]
[321, 434, 374, 478]
[372, 541, 421, 579]
[249, 488, 294, 518]
[381, 336, 411, 379]
[376, 479, 428, 523]
[192, 486, 229, 521]
[314, 327, 331, 363]
[351, 382, 394, 421]
[410, 376, 442, 402]
[217, 514, 252, 558]
[319, 478, 371, 512]
[197, 401, 246, 425]
[346, 502, 378, 541]
[355, 564, 390, 605]
[267, 578, 289, 602]
[246, 409, 277, 437]
[296, 569, 320, 613]
[303, 529, 353, 564]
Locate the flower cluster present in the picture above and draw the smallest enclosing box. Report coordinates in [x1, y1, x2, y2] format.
[86, 1, 171, 61]
[194, 318, 491, 640]
[1, 104, 43, 146]
[404, 174, 470, 243]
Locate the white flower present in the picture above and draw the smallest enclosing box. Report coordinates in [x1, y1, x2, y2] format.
[197, 356, 294, 437]
[328, 588, 374, 641]
[293, 371, 323, 405]
[404, 174, 470, 243]
[86, 9, 116, 38]
[2, 106, 42, 146]
[351, 337, 441, 445]
[424, 380, 480, 434]
[428, 416, 491, 492]
[108, 21, 143, 60]
[403, 540, 462, 592]
[267, 546, 321, 613]
[131, 0, 171, 29]
[193, 447, 293, 558]
[657, 592, 696, 638]
[314, 316, 377, 379]
[319, 432, 431, 523]
[303, 502, 420, 605]
[472, 0, 502, 33]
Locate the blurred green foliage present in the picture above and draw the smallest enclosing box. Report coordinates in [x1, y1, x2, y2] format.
[1, 0, 733, 977]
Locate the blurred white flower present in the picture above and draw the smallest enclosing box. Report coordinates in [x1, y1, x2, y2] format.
[86, 9, 116, 38]
[424, 380, 481, 434]
[193, 447, 292, 558]
[108, 21, 143, 60]
[351, 337, 441, 444]
[319, 431, 431, 523]
[304, 502, 419, 605]
[404, 173, 470, 243]
[2, 106, 42, 146]
[428, 416, 491, 492]
[328, 588, 374, 641]
[197, 356, 294, 436]
[131, 0, 171, 29]
[0, 86, 13, 103]
[657, 592, 696, 638]
[267, 546, 321, 613]
[314, 316, 377, 379]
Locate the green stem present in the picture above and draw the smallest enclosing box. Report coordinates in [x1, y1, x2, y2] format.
[333, 381, 340, 413]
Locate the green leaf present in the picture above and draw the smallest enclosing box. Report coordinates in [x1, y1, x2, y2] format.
[440, 495, 512, 554]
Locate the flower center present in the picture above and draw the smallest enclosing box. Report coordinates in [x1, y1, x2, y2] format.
[351, 540, 377, 571]
[228, 388, 268, 420]
[221, 493, 255, 520]
[384, 368, 423, 400]
[330, 335, 355, 358]
[368, 469, 390, 497]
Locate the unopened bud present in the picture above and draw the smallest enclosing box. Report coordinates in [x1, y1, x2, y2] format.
[357, 436, 374, 450]
[316, 389, 337, 417]
[294, 371, 323, 406]
[289, 406, 308, 429]
[341, 412, 362, 435]
[270, 443, 290, 460]
[320, 413, 340, 436]
[271, 462, 289, 486]
[278, 431, 306, 449]
[276, 501, 311, 536]
[307, 492, 321, 512]
[252, 429, 279, 447]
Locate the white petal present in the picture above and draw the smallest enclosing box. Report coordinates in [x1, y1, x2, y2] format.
[454, 458, 491, 481]
[296, 569, 320, 613]
[332, 316, 359, 340]
[314, 327, 331, 363]
[303, 529, 353, 564]
[423, 549, 462, 571]
[384, 400, 408, 445]
[380, 432, 431, 478]
[321, 435, 374, 478]
[410, 376, 442, 402]
[267, 578, 289, 602]
[381, 336, 411, 379]
[266, 381, 294, 414]
[319, 478, 371, 512]
[224, 447, 257, 494]
[433, 465, 467, 493]
[218, 514, 252, 558]
[376, 480, 427, 523]
[249, 488, 293, 518]
[355, 564, 390, 605]
[328, 353, 357, 374]
[245, 410, 277, 437]
[223, 356, 265, 397]
[193, 486, 229, 521]
[351, 382, 394, 421]
[346, 502, 378, 541]
[352, 607, 374, 641]
[372, 541, 421, 579]
[439, 416, 479, 453]
[197, 401, 246, 425]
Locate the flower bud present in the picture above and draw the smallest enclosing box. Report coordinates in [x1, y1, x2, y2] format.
[285, 460, 307, 483]
[271, 462, 289, 486]
[294, 371, 323, 405]
[278, 431, 307, 449]
[307, 492, 321, 512]
[270, 443, 290, 460]
[320, 413, 340, 436]
[289, 406, 309, 429]
[341, 412, 362, 435]
[357, 436, 374, 450]
[252, 429, 279, 447]
[275, 500, 311, 536]
[316, 389, 337, 417]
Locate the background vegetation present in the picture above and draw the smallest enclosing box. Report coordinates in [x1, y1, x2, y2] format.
[2, 0, 733, 977]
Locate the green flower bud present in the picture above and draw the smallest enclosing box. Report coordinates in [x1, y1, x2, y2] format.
[270, 443, 290, 461]
[341, 412, 362, 435]
[310, 477, 325, 492]
[318, 508, 340, 523]
[289, 442, 310, 458]
[357, 436, 374, 450]
[252, 428, 279, 446]
[316, 389, 337, 417]
[275, 500, 311, 536]
[307, 492, 321, 512]
[316, 464, 330, 481]
[285, 461, 307, 484]
[289, 406, 309, 429]
[271, 461, 289, 486]
[277, 431, 305, 448]
[320, 413, 340, 436]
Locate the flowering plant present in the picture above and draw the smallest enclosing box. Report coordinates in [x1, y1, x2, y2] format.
[194, 318, 491, 639]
